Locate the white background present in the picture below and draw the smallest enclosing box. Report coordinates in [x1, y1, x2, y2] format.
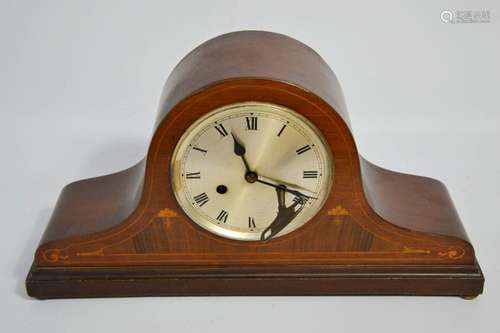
[1, 1, 498, 332]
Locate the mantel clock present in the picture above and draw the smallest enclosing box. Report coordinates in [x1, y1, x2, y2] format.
[26, 31, 484, 299]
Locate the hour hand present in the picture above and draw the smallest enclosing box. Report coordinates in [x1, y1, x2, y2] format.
[231, 132, 245, 156]
[231, 133, 250, 172]
[260, 186, 306, 241]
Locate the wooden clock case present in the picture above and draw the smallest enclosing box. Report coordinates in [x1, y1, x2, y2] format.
[26, 31, 484, 299]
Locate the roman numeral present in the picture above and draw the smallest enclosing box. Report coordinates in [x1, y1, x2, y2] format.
[192, 146, 207, 154]
[216, 210, 229, 223]
[248, 217, 256, 230]
[277, 124, 287, 136]
[214, 123, 228, 137]
[245, 116, 258, 130]
[296, 145, 312, 155]
[193, 192, 209, 207]
[293, 196, 307, 205]
[303, 171, 318, 178]
[186, 172, 201, 179]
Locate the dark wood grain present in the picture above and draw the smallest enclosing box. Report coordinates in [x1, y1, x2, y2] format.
[27, 262, 483, 299]
[40, 160, 145, 245]
[26, 31, 484, 299]
[360, 157, 469, 241]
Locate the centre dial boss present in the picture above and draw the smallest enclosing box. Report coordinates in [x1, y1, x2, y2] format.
[171, 102, 333, 241]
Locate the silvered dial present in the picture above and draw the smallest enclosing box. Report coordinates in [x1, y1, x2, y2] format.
[171, 102, 333, 241]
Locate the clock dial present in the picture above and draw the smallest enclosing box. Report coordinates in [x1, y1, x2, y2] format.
[171, 102, 333, 241]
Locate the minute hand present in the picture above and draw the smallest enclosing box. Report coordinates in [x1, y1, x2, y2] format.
[255, 178, 317, 200]
[258, 174, 316, 195]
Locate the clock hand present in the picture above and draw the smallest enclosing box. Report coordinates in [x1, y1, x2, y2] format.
[230, 131, 317, 200]
[255, 178, 318, 200]
[231, 132, 251, 172]
[261, 186, 306, 241]
[257, 174, 316, 195]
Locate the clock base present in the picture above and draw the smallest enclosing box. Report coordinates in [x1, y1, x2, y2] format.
[26, 261, 483, 299]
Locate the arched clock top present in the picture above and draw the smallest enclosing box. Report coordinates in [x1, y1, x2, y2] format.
[154, 31, 351, 130]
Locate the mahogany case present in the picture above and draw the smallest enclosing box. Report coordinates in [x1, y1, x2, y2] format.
[26, 31, 484, 299]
